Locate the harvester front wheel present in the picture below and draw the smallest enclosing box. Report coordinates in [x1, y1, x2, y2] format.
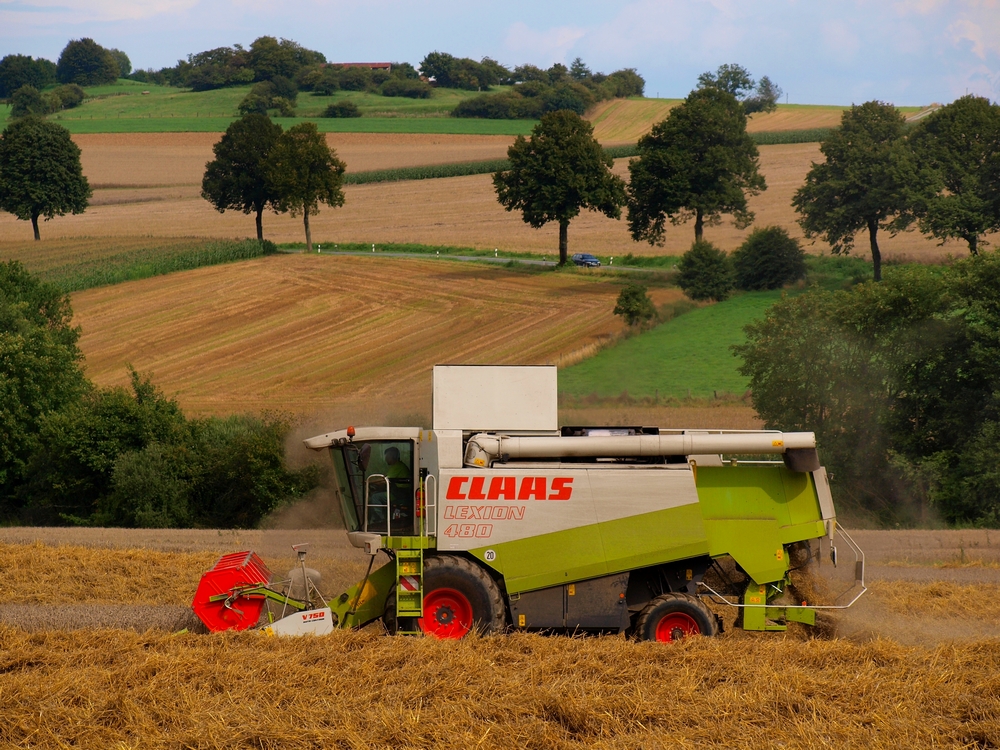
[636, 593, 719, 642]
[416, 556, 505, 639]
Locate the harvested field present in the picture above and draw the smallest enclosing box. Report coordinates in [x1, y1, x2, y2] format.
[70, 253, 628, 415]
[3, 143, 977, 262]
[0, 529, 998, 748]
[72, 132, 516, 189]
[1, 626, 997, 749]
[587, 100, 920, 144]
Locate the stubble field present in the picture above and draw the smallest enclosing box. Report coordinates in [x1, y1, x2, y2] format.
[0, 528, 998, 749]
[68, 253, 671, 415]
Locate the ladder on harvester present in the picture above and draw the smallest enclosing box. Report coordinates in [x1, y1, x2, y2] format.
[394, 548, 424, 633]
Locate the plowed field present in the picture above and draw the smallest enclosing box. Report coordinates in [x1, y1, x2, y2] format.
[1, 144, 974, 261]
[70, 253, 635, 415]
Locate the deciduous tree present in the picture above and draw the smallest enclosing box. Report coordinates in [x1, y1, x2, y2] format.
[0, 261, 87, 508]
[909, 95, 1000, 256]
[697, 64, 781, 114]
[793, 101, 913, 282]
[627, 87, 765, 245]
[201, 114, 283, 241]
[56, 38, 120, 86]
[268, 122, 346, 252]
[0, 54, 56, 98]
[0, 117, 91, 240]
[493, 110, 626, 265]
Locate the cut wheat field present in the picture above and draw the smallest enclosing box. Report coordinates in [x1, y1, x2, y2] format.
[0, 529, 998, 748]
[68, 253, 659, 415]
[0, 142, 974, 261]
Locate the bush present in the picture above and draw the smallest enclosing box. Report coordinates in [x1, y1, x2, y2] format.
[676, 240, 734, 301]
[613, 283, 657, 326]
[9, 85, 47, 117]
[732, 226, 806, 290]
[269, 96, 295, 117]
[237, 93, 270, 116]
[379, 78, 431, 98]
[52, 83, 85, 109]
[323, 100, 360, 118]
[452, 91, 543, 119]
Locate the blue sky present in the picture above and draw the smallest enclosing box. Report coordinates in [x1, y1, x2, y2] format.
[2, 0, 998, 106]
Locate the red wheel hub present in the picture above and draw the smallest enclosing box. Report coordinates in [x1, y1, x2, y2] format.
[654, 612, 700, 642]
[418, 588, 474, 639]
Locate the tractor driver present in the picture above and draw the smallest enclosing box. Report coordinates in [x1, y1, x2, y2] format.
[385, 446, 414, 534]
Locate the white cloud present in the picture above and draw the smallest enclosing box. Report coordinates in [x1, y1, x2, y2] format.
[947, 10, 1000, 59]
[503, 21, 586, 65]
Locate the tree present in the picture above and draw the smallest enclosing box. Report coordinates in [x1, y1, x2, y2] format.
[697, 64, 781, 114]
[108, 48, 131, 78]
[675, 240, 734, 301]
[0, 261, 87, 509]
[0, 54, 57, 98]
[201, 114, 283, 241]
[0, 117, 91, 240]
[268, 122, 346, 252]
[732, 226, 807, 290]
[793, 101, 913, 282]
[493, 110, 626, 265]
[908, 95, 1000, 256]
[56, 38, 120, 86]
[613, 283, 656, 326]
[627, 87, 765, 245]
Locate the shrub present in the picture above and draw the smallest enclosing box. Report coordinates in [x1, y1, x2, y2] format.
[51, 83, 85, 109]
[379, 78, 431, 98]
[269, 96, 295, 117]
[732, 226, 806, 290]
[10, 85, 48, 117]
[323, 100, 360, 118]
[676, 240, 734, 301]
[613, 283, 657, 326]
[237, 93, 270, 116]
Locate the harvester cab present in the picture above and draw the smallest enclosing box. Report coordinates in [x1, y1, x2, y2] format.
[193, 365, 866, 641]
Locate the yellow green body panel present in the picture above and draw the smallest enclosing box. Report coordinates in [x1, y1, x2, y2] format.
[460, 464, 826, 594]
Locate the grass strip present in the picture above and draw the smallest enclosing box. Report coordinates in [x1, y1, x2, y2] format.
[39, 239, 274, 292]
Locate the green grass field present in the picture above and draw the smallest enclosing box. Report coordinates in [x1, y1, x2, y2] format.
[0, 80, 537, 135]
[557, 255, 875, 400]
[559, 291, 784, 399]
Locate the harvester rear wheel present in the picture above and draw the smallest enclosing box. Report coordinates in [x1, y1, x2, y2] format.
[636, 593, 719, 642]
[416, 556, 505, 639]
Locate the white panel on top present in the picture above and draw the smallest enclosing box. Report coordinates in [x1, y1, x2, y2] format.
[432, 365, 558, 432]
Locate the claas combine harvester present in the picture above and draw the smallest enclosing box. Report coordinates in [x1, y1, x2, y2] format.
[193, 366, 865, 641]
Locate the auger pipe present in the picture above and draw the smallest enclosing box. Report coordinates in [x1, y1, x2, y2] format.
[465, 431, 816, 465]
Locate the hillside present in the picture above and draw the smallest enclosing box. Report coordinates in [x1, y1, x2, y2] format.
[69, 253, 630, 416]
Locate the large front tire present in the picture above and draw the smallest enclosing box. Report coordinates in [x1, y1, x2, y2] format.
[636, 593, 719, 642]
[417, 556, 505, 639]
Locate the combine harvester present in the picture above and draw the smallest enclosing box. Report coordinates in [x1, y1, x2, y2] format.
[193, 365, 865, 641]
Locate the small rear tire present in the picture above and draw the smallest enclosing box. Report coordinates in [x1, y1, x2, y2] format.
[636, 593, 719, 642]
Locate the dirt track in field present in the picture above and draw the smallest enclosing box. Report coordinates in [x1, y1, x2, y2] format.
[69, 253, 634, 414]
[1, 143, 976, 261]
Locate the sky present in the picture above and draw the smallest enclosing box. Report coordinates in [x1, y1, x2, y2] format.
[1, 0, 998, 106]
